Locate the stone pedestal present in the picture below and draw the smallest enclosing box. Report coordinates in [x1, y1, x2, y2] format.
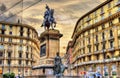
[33, 29, 63, 75]
[39, 29, 62, 58]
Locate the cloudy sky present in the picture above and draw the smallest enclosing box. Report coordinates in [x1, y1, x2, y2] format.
[0, 0, 106, 55]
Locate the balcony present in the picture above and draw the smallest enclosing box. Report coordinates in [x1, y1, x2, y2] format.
[78, 54, 86, 58]
[94, 50, 101, 54]
[7, 46, 13, 52]
[101, 39, 106, 43]
[100, 11, 105, 15]
[18, 48, 23, 52]
[86, 18, 91, 22]
[108, 36, 114, 41]
[94, 41, 99, 45]
[74, 57, 120, 67]
[108, 47, 115, 52]
[86, 52, 92, 56]
[87, 44, 91, 47]
[101, 49, 107, 52]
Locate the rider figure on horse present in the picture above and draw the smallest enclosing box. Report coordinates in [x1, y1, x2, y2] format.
[41, 4, 56, 30]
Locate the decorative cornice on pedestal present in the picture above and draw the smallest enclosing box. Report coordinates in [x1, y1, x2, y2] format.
[39, 29, 63, 40]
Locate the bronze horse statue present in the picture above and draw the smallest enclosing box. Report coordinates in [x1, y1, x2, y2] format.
[41, 5, 56, 30]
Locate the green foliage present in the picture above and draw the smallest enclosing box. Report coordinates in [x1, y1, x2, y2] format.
[3, 72, 15, 78]
[104, 72, 108, 76]
[112, 71, 117, 76]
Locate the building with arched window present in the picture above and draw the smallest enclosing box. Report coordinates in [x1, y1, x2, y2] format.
[71, 0, 120, 77]
[0, 21, 40, 76]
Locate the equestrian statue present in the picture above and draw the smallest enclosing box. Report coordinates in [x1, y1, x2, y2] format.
[41, 4, 56, 30]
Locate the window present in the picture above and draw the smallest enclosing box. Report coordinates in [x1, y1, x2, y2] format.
[101, 15, 104, 20]
[26, 53, 28, 58]
[19, 53, 22, 58]
[88, 56, 91, 61]
[83, 57, 85, 62]
[9, 25, 12, 29]
[31, 61, 32, 65]
[0, 60, 2, 64]
[8, 60, 11, 65]
[96, 35, 98, 41]
[95, 27, 98, 32]
[119, 18, 120, 22]
[101, 7, 104, 14]
[19, 45, 22, 51]
[96, 44, 99, 51]
[109, 12, 111, 16]
[102, 43, 106, 50]
[118, 6, 120, 11]
[96, 55, 99, 60]
[95, 17, 98, 23]
[8, 52, 11, 58]
[88, 31, 90, 35]
[20, 27, 23, 36]
[9, 31, 12, 35]
[88, 37, 90, 43]
[31, 47, 32, 52]
[31, 54, 32, 58]
[83, 40, 85, 45]
[20, 39, 23, 43]
[109, 21, 113, 26]
[8, 38, 12, 42]
[20, 32, 23, 36]
[1, 30, 5, 34]
[27, 28, 30, 37]
[1, 24, 5, 34]
[83, 48, 85, 54]
[2, 24, 5, 30]
[0, 44, 4, 50]
[110, 30, 113, 37]
[0, 52, 3, 56]
[19, 60, 22, 65]
[102, 24, 105, 29]
[94, 11, 97, 17]
[26, 46, 29, 51]
[102, 32, 105, 40]
[26, 61, 28, 65]
[110, 41, 114, 48]
[20, 27, 23, 31]
[1, 37, 4, 42]
[108, 2, 111, 8]
[88, 47, 91, 53]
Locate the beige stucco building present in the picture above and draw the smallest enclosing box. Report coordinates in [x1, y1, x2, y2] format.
[0, 21, 40, 76]
[71, 0, 120, 77]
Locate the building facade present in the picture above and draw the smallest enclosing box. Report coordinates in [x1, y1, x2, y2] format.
[66, 41, 73, 76]
[0, 22, 40, 76]
[72, 0, 120, 77]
